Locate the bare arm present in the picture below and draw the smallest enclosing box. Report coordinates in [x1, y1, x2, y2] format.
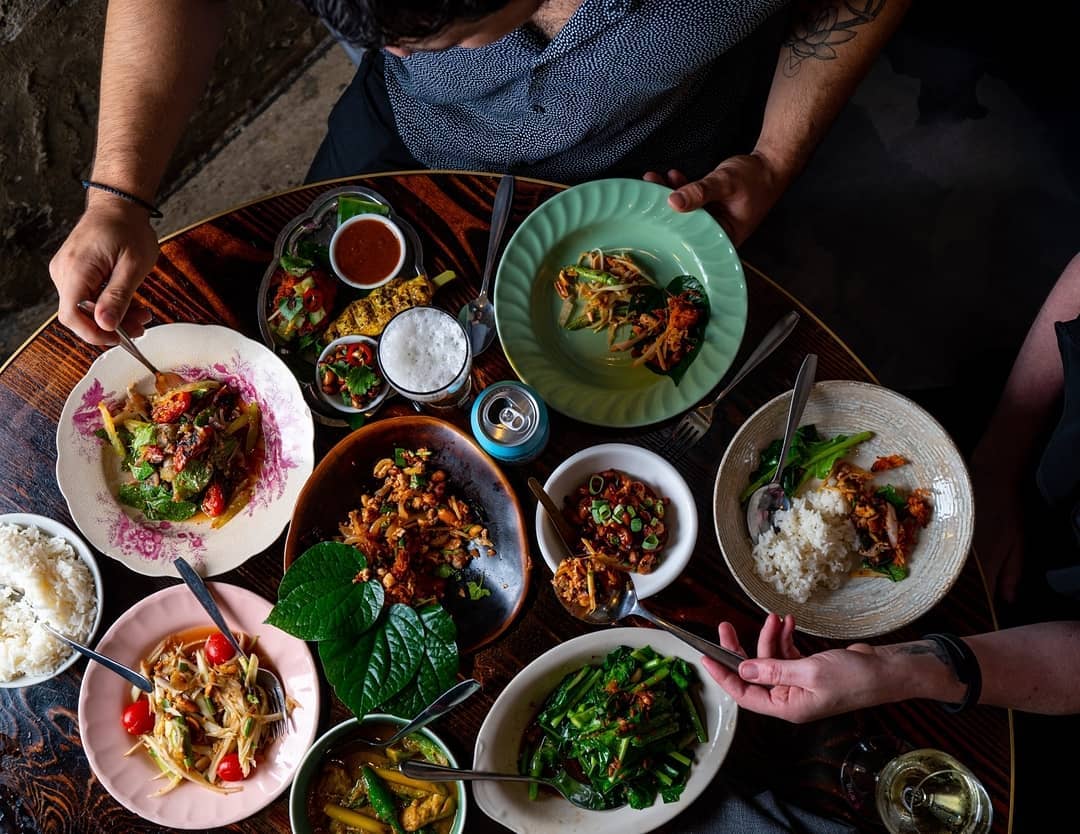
[651, 0, 911, 244]
[704, 615, 1080, 722]
[50, 0, 228, 343]
[970, 253, 1080, 600]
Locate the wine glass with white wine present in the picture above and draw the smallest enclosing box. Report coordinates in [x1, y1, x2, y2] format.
[840, 736, 993, 834]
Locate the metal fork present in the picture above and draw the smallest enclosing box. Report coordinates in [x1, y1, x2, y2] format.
[667, 310, 800, 456]
[173, 558, 289, 741]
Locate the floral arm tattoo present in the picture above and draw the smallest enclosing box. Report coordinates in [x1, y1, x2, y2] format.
[782, 0, 887, 76]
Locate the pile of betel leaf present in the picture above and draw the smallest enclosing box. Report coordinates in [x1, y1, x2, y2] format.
[266, 541, 458, 719]
[519, 645, 707, 810]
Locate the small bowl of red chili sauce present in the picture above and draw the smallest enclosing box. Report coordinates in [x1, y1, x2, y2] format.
[328, 214, 408, 290]
[315, 335, 390, 414]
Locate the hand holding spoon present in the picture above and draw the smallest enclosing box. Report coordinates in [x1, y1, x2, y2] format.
[77, 300, 184, 393]
[745, 353, 817, 541]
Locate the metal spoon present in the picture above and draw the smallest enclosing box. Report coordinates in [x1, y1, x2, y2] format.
[530, 485, 744, 673]
[458, 174, 515, 356]
[1, 581, 152, 692]
[172, 557, 289, 739]
[400, 760, 616, 811]
[555, 569, 744, 673]
[368, 678, 481, 748]
[527, 477, 580, 556]
[745, 353, 818, 541]
[77, 300, 184, 393]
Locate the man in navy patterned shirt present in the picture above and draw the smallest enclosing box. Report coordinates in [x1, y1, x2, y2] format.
[52, 0, 909, 345]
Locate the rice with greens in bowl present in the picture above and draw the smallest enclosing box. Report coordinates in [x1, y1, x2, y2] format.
[749, 489, 856, 604]
[0, 522, 97, 681]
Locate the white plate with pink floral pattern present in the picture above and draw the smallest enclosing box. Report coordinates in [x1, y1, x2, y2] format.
[56, 323, 315, 577]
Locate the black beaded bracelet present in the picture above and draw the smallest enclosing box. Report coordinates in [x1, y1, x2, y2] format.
[81, 180, 163, 219]
[923, 632, 982, 713]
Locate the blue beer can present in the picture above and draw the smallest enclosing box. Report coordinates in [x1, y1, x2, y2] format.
[470, 381, 550, 464]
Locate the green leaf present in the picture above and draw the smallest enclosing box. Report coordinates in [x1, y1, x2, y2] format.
[267, 542, 383, 640]
[117, 482, 197, 521]
[128, 460, 155, 481]
[656, 275, 710, 386]
[294, 240, 332, 271]
[127, 421, 156, 452]
[337, 195, 390, 224]
[320, 605, 425, 717]
[876, 484, 907, 508]
[347, 413, 367, 430]
[280, 254, 314, 276]
[172, 459, 213, 502]
[465, 580, 490, 600]
[345, 365, 378, 397]
[265, 540, 384, 639]
[383, 605, 459, 718]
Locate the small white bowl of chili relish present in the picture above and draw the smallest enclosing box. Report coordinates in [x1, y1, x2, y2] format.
[315, 335, 391, 415]
[328, 213, 408, 290]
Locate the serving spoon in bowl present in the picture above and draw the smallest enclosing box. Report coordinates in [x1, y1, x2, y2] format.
[401, 760, 615, 811]
[744, 352, 817, 542]
[531, 481, 744, 673]
[1, 581, 152, 692]
[368, 678, 481, 749]
[77, 300, 184, 393]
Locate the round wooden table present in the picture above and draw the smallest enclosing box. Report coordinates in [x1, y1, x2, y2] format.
[0, 172, 1012, 833]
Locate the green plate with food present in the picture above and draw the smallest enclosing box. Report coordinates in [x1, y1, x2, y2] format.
[494, 178, 747, 427]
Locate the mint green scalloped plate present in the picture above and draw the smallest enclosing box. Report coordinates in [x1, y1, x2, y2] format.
[494, 178, 747, 427]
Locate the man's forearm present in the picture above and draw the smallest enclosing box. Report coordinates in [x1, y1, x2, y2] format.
[90, 0, 228, 206]
[753, 0, 911, 187]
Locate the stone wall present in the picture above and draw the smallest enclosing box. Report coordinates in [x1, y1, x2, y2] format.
[0, 0, 326, 352]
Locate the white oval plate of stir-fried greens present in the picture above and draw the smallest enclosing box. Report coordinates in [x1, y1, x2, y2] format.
[56, 323, 315, 577]
[472, 628, 737, 833]
[78, 582, 321, 829]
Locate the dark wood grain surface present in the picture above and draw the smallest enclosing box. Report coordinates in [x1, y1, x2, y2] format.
[0, 172, 1011, 834]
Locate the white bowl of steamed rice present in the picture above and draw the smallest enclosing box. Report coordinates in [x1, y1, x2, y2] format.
[0, 513, 103, 687]
[712, 380, 974, 640]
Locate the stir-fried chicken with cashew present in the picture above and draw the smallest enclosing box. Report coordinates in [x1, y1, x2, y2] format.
[827, 457, 933, 579]
[339, 447, 494, 606]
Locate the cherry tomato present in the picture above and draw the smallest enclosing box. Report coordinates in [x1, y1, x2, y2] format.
[121, 697, 155, 735]
[216, 752, 246, 782]
[302, 286, 324, 312]
[204, 630, 236, 665]
[201, 482, 226, 518]
[345, 341, 374, 366]
[151, 390, 192, 424]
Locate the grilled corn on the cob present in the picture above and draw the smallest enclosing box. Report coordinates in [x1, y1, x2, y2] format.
[322, 270, 456, 340]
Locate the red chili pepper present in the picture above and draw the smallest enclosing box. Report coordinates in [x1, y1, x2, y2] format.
[151, 391, 192, 424]
[345, 342, 374, 366]
[302, 286, 323, 312]
[201, 483, 226, 517]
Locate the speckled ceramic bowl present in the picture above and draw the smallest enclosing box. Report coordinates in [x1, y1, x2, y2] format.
[713, 380, 975, 639]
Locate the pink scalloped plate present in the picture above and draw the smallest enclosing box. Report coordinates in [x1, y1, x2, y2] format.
[78, 583, 320, 829]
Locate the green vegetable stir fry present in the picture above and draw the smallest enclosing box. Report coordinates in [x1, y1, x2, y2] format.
[519, 645, 707, 810]
[739, 424, 874, 502]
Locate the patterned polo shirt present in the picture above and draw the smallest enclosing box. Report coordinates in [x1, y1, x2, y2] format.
[382, 0, 791, 182]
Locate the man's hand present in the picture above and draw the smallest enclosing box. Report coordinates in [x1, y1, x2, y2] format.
[703, 613, 888, 723]
[643, 151, 784, 247]
[50, 199, 157, 345]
